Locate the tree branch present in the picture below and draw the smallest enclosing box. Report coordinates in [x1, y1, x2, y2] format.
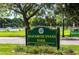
[12, 9, 22, 14]
[24, 4, 33, 13]
[27, 7, 42, 20]
[15, 3, 24, 13]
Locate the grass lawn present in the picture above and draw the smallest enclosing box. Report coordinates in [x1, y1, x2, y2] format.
[0, 28, 70, 37]
[60, 28, 70, 37]
[0, 44, 79, 55]
[0, 31, 25, 37]
[0, 44, 25, 55]
[0, 28, 79, 37]
[61, 45, 79, 54]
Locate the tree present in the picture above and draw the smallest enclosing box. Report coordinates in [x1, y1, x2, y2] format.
[10, 3, 43, 45]
[0, 3, 56, 28]
[55, 3, 79, 37]
[11, 4, 42, 29]
[0, 3, 56, 44]
[56, 3, 79, 27]
[64, 3, 79, 27]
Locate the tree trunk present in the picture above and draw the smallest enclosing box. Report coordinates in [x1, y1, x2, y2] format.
[23, 14, 30, 45]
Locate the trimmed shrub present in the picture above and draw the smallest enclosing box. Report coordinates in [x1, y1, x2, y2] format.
[63, 49, 77, 55]
[14, 46, 25, 52]
[13, 46, 77, 55]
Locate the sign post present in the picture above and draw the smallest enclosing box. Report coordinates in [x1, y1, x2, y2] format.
[27, 26, 60, 50]
[57, 27, 60, 50]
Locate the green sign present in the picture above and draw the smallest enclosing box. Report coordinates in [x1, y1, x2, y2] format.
[27, 26, 59, 47]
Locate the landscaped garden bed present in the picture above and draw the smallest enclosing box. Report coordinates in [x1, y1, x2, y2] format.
[14, 45, 78, 55]
[0, 44, 78, 55]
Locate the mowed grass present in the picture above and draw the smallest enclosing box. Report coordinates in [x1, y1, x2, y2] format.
[60, 28, 70, 37]
[0, 31, 25, 37]
[0, 28, 79, 37]
[0, 44, 79, 55]
[0, 28, 70, 37]
[0, 44, 26, 55]
[61, 45, 79, 54]
[0, 44, 25, 55]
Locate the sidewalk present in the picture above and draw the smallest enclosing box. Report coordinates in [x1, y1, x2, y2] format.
[61, 37, 79, 45]
[0, 37, 79, 45]
[0, 37, 25, 44]
[61, 37, 79, 40]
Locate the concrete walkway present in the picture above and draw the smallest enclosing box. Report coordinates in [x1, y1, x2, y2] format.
[0, 37, 25, 44]
[61, 40, 79, 45]
[61, 37, 79, 45]
[0, 37, 79, 45]
[61, 37, 79, 40]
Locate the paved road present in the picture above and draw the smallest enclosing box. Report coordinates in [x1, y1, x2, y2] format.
[61, 40, 79, 45]
[61, 37, 79, 45]
[0, 37, 79, 45]
[0, 37, 25, 44]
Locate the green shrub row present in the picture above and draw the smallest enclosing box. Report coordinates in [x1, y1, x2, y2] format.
[13, 46, 78, 55]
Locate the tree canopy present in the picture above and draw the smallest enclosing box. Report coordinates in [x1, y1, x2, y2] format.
[0, 3, 79, 27]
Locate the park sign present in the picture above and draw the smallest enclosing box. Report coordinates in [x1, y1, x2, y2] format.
[27, 26, 60, 49]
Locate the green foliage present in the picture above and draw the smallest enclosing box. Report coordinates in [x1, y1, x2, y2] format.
[0, 44, 78, 55]
[0, 18, 24, 28]
[14, 45, 78, 55]
[14, 46, 25, 52]
[30, 17, 47, 27]
[14, 46, 57, 54]
[63, 49, 76, 55]
[1, 3, 79, 31]
[56, 3, 79, 27]
[70, 31, 79, 37]
[55, 14, 62, 26]
[70, 28, 79, 37]
[55, 50, 64, 55]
